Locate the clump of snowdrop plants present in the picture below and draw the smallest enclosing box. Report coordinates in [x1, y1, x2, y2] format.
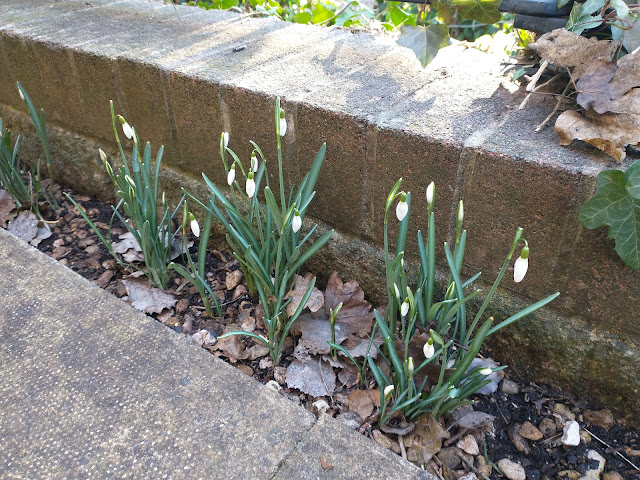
[187, 97, 333, 366]
[68, 101, 184, 289]
[370, 178, 559, 425]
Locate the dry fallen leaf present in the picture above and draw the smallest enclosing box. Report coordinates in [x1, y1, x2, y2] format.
[348, 389, 379, 420]
[555, 106, 640, 162]
[324, 272, 375, 338]
[320, 456, 334, 470]
[29, 226, 52, 247]
[296, 312, 348, 355]
[285, 273, 324, 317]
[122, 277, 177, 314]
[529, 28, 618, 79]
[456, 411, 496, 429]
[8, 210, 38, 243]
[0, 190, 15, 228]
[214, 335, 250, 363]
[577, 51, 640, 114]
[285, 356, 336, 396]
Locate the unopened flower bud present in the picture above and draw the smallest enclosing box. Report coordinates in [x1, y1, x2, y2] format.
[479, 367, 492, 376]
[279, 109, 287, 136]
[514, 245, 529, 283]
[99, 148, 107, 162]
[383, 384, 394, 401]
[426, 181, 434, 206]
[401, 298, 410, 317]
[17, 85, 25, 101]
[292, 210, 302, 233]
[457, 200, 464, 224]
[396, 192, 408, 221]
[251, 151, 258, 172]
[246, 171, 255, 199]
[222, 131, 229, 149]
[407, 357, 414, 375]
[189, 213, 200, 238]
[227, 164, 236, 186]
[423, 338, 435, 359]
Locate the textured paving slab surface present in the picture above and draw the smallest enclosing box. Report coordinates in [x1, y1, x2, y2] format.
[0, 229, 435, 479]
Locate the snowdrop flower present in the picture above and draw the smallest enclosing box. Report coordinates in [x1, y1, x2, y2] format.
[99, 148, 107, 163]
[251, 151, 258, 172]
[394, 283, 400, 301]
[514, 245, 529, 283]
[279, 108, 287, 136]
[117, 115, 134, 140]
[246, 171, 256, 199]
[426, 181, 434, 207]
[189, 213, 200, 238]
[222, 131, 229, 149]
[396, 192, 408, 221]
[457, 200, 464, 224]
[423, 338, 435, 359]
[401, 298, 410, 317]
[292, 209, 302, 233]
[479, 367, 492, 376]
[383, 384, 394, 401]
[227, 164, 236, 186]
[407, 357, 414, 375]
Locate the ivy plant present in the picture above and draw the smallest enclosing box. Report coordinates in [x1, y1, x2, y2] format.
[579, 160, 640, 270]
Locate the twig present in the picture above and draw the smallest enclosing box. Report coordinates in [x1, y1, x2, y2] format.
[584, 427, 640, 472]
[318, 356, 334, 401]
[398, 435, 407, 461]
[535, 81, 571, 133]
[526, 60, 549, 92]
[459, 455, 492, 480]
[519, 73, 562, 110]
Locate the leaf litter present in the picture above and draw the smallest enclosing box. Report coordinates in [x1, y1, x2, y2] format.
[6, 183, 638, 479]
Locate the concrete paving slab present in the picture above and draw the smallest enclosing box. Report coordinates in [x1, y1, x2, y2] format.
[273, 414, 435, 480]
[0, 229, 435, 479]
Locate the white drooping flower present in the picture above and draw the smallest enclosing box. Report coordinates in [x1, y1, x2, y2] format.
[479, 367, 492, 376]
[189, 213, 200, 238]
[514, 245, 529, 283]
[279, 109, 287, 136]
[426, 181, 434, 207]
[396, 192, 408, 221]
[99, 148, 107, 162]
[383, 384, 394, 401]
[401, 298, 410, 317]
[222, 131, 229, 149]
[118, 116, 134, 140]
[423, 339, 435, 359]
[394, 283, 400, 301]
[251, 151, 258, 172]
[407, 357, 414, 375]
[292, 210, 302, 233]
[227, 164, 236, 186]
[246, 171, 256, 199]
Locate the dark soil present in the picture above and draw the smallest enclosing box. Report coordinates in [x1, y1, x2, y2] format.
[5, 184, 639, 480]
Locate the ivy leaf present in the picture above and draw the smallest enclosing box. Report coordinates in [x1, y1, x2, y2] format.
[579, 160, 640, 270]
[453, 0, 502, 24]
[567, 0, 605, 34]
[396, 24, 449, 68]
[388, 2, 416, 27]
[558, 0, 573, 9]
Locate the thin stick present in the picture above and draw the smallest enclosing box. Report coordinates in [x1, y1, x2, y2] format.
[519, 73, 562, 110]
[526, 60, 549, 92]
[459, 455, 492, 480]
[584, 427, 640, 471]
[535, 81, 571, 133]
[398, 435, 407, 461]
[318, 356, 334, 401]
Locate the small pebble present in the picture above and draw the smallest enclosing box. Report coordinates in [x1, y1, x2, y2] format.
[539, 417, 557, 437]
[519, 421, 544, 441]
[456, 434, 479, 456]
[225, 270, 243, 290]
[497, 459, 526, 480]
[458, 473, 478, 480]
[502, 378, 520, 394]
[603, 472, 624, 480]
[508, 423, 530, 453]
[436, 447, 462, 470]
[561, 420, 581, 446]
[555, 403, 576, 421]
[274, 366, 287, 385]
[584, 409, 615, 431]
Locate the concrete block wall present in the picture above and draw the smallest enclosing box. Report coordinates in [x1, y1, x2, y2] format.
[1, 0, 638, 422]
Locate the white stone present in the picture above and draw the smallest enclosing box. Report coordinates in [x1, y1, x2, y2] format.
[578, 450, 606, 480]
[562, 420, 581, 446]
[497, 459, 526, 480]
[457, 434, 480, 455]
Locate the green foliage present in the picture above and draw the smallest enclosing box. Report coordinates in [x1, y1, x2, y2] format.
[68, 101, 184, 289]
[372, 179, 558, 425]
[396, 24, 449, 68]
[579, 160, 640, 271]
[190, 97, 333, 366]
[454, 0, 502, 24]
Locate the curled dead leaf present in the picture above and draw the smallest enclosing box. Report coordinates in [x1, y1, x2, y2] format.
[122, 278, 177, 314]
[285, 273, 324, 317]
[320, 456, 334, 470]
[8, 210, 38, 243]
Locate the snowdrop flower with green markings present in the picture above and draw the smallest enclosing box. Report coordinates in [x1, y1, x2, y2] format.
[227, 164, 236, 186]
[222, 132, 229, 148]
[401, 298, 410, 317]
[279, 109, 287, 136]
[396, 192, 408, 221]
[426, 181, 434, 206]
[251, 151, 258, 172]
[99, 148, 107, 162]
[246, 171, 256, 198]
[479, 367, 492, 376]
[292, 209, 302, 233]
[514, 244, 529, 283]
[189, 212, 200, 238]
[423, 338, 435, 359]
